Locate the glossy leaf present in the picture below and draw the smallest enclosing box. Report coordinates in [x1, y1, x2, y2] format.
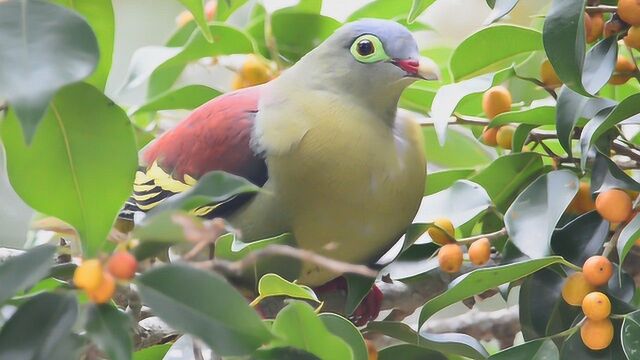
[489, 106, 556, 127]
[430, 68, 513, 144]
[622, 310, 640, 359]
[425, 169, 476, 196]
[132, 211, 192, 260]
[408, 0, 437, 23]
[256, 273, 318, 303]
[366, 321, 488, 360]
[86, 304, 133, 360]
[132, 344, 171, 360]
[512, 124, 537, 152]
[122, 46, 182, 90]
[379, 344, 446, 360]
[551, 211, 608, 267]
[130, 85, 222, 115]
[215, 233, 295, 261]
[177, 0, 214, 42]
[519, 268, 571, 339]
[415, 180, 492, 231]
[484, 0, 520, 24]
[150, 171, 260, 214]
[505, 170, 579, 259]
[271, 302, 353, 360]
[344, 274, 376, 316]
[1, 83, 138, 256]
[0, 0, 99, 142]
[618, 213, 640, 272]
[253, 347, 321, 360]
[0, 293, 78, 359]
[0, 245, 56, 304]
[422, 127, 494, 168]
[215, 0, 249, 21]
[582, 35, 618, 94]
[136, 264, 272, 356]
[400, 82, 437, 114]
[320, 314, 368, 360]
[347, 0, 412, 21]
[450, 25, 542, 81]
[592, 151, 640, 193]
[271, 12, 340, 62]
[489, 339, 558, 359]
[419, 256, 570, 325]
[470, 152, 544, 212]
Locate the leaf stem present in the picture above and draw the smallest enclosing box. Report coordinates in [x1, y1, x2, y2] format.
[585, 5, 617, 14]
[457, 228, 508, 245]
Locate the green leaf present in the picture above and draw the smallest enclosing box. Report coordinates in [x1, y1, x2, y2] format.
[504, 170, 579, 259]
[399, 82, 437, 114]
[271, 12, 340, 62]
[52, 0, 114, 90]
[291, 0, 323, 13]
[85, 304, 133, 360]
[379, 344, 446, 360]
[215, 0, 249, 21]
[132, 211, 192, 260]
[422, 127, 494, 168]
[419, 256, 569, 325]
[0, 245, 56, 304]
[366, 321, 489, 360]
[622, 310, 640, 359]
[408, 0, 436, 23]
[320, 314, 368, 360]
[0, 0, 99, 143]
[133, 344, 171, 360]
[344, 274, 376, 316]
[591, 151, 640, 192]
[271, 302, 353, 360]
[430, 67, 514, 144]
[582, 35, 619, 94]
[1, 83, 138, 257]
[0, 293, 78, 359]
[215, 233, 295, 261]
[489, 339, 558, 359]
[484, 0, 520, 24]
[122, 46, 182, 90]
[130, 85, 222, 115]
[617, 213, 640, 271]
[177, 0, 214, 43]
[470, 152, 544, 212]
[256, 273, 318, 303]
[136, 264, 272, 356]
[347, 0, 412, 21]
[552, 211, 608, 267]
[489, 106, 556, 127]
[150, 171, 261, 214]
[450, 25, 542, 81]
[425, 169, 476, 196]
[416, 180, 492, 231]
[253, 347, 321, 360]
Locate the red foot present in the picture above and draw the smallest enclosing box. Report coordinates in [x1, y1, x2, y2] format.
[314, 277, 383, 326]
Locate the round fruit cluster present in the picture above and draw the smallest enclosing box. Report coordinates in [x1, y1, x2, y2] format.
[73, 251, 138, 304]
[231, 55, 276, 90]
[480, 86, 514, 150]
[430, 218, 492, 273]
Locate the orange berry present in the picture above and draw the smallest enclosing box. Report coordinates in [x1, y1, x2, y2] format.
[205, 0, 217, 21]
[540, 59, 562, 88]
[468, 237, 491, 266]
[87, 273, 116, 304]
[581, 318, 614, 350]
[427, 218, 455, 245]
[586, 13, 604, 43]
[568, 182, 595, 214]
[625, 26, 640, 49]
[482, 86, 512, 119]
[595, 188, 632, 222]
[609, 57, 637, 85]
[582, 292, 611, 320]
[618, 0, 640, 26]
[496, 126, 515, 150]
[562, 272, 597, 306]
[73, 259, 103, 292]
[482, 126, 499, 146]
[175, 10, 194, 28]
[107, 251, 138, 280]
[365, 339, 378, 360]
[438, 244, 463, 273]
[583, 256, 613, 286]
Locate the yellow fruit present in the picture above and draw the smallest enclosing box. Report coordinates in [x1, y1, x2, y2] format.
[595, 188, 632, 222]
[562, 273, 596, 306]
[427, 218, 455, 245]
[624, 26, 640, 49]
[438, 244, 463, 273]
[87, 273, 116, 304]
[175, 10, 194, 28]
[482, 126, 499, 146]
[618, 0, 640, 26]
[482, 86, 512, 119]
[568, 182, 595, 214]
[73, 259, 103, 292]
[582, 292, 611, 321]
[365, 340, 378, 360]
[586, 13, 604, 43]
[231, 55, 272, 90]
[609, 57, 637, 85]
[496, 126, 515, 150]
[581, 318, 614, 350]
[583, 256, 613, 287]
[540, 59, 562, 89]
[468, 237, 491, 266]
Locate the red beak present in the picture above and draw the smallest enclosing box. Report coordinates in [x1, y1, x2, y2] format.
[392, 59, 420, 76]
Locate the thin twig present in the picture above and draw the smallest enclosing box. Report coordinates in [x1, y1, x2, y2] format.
[585, 5, 617, 13]
[457, 228, 508, 245]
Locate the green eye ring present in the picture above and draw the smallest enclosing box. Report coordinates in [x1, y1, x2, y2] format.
[350, 34, 389, 63]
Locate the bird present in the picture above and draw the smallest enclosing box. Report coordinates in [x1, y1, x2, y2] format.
[120, 19, 438, 321]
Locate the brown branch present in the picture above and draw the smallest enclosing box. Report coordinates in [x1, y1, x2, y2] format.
[585, 5, 617, 14]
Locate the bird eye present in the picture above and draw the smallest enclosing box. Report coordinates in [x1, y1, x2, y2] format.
[350, 34, 389, 63]
[356, 39, 374, 56]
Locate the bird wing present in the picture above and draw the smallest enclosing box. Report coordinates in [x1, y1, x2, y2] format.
[120, 85, 268, 221]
